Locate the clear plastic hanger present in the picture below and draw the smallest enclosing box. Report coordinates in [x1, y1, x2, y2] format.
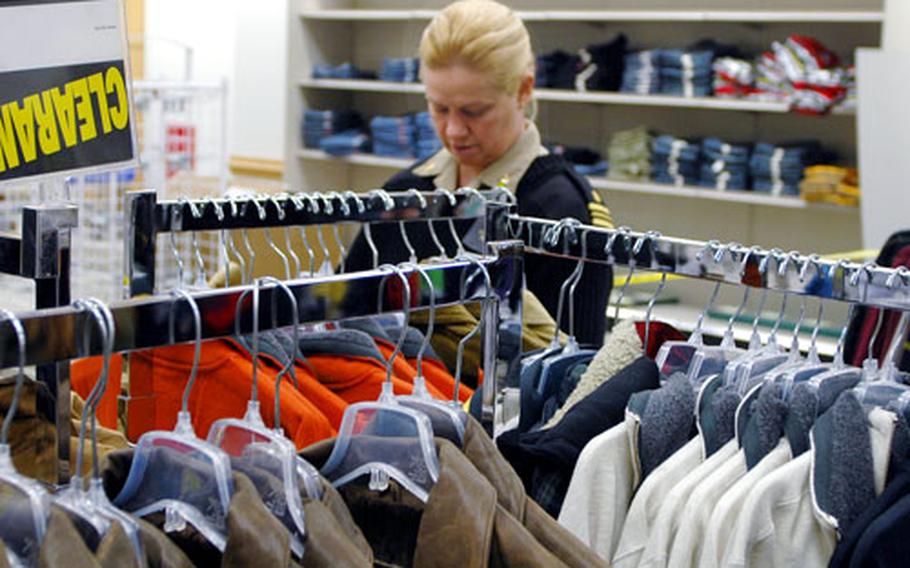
[685, 244, 759, 384]
[453, 255, 494, 405]
[223, 197, 248, 286]
[655, 241, 731, 378]
[168, 206, 186, 290]
[394, 262, 467, 445]
[205, 197, 236, 288]
[430, 189, 458, 260]
[609, 226, 636, 329]
[207, 279, 310, 559]
[55, 300, 115, 552]
[537, 228, 599, 396]
[113, 289, 233, 552]
[74, 299, 145, 564]
[363, 189, 395, 269]
[290, 193, 318, 277]
[257, 195, 292, 281]
[311, 193, 336, 276]
[0, 308, 50, 568]
[326, 191, 350, 274]
[179, 198, 208, 289]
[321, 264, 440, 503]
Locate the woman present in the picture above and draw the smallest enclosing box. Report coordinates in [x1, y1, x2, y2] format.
[345, 0, 613, 346]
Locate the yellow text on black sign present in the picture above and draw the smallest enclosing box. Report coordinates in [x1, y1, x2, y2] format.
[0, 65, 129, 174]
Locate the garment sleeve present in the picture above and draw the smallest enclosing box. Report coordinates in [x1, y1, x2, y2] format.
[518, 176, 611, 347]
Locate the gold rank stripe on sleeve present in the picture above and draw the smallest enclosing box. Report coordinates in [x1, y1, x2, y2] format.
[588, 202, 614, 229]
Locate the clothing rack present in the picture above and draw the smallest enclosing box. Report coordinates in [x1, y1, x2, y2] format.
[494, 214, 910, 312]
[0, 204, 78, 482]
[125, 188, 507, 297]
[0, 243, 522, 474]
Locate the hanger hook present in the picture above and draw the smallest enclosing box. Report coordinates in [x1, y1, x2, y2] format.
[739, 245, 762, 278]
[798, 254, 822, 283]
[454, 254, 493, 402]
[169, 206, 185, 290]
[695, 240, 722, 263]
[180, 198, 208, 287]
[643, 270, 669, 353]
[258, 277, 303, 430]
[398, 262, 436, 381]
[169, 288, 203, 428]
[343, 191, 366, 215]
[612, 227, 637, 325]
[566, 229, 591, 340]
[0, 309, 27, 447]
[363, 190, 395, 269]
[377, 264, 412, 391]
[72, 298, 113, 481]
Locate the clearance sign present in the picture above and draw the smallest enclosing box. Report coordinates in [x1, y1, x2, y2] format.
[0, 0, 137, 184]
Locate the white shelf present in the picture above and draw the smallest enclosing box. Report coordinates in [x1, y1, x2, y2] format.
[300, 9, 883, 24]
[589, 177, 856, 212]
[297, 148, 413, 169]
[298, 78, 855, 115]
[296, 149, 858, 212]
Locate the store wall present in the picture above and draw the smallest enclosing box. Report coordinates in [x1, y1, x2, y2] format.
[143, 0, 289, 178]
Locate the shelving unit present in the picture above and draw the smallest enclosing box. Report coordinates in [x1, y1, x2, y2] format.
[287, 0, 880, 314]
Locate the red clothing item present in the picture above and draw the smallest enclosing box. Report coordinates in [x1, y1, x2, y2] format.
[372, 338, 447, 400]
[128, 340, 335, 450]
[405, 356, 474, 403]
[221, 338, 348, 431]
[304, 351, 421, 404]
[71, 354, 123, 430]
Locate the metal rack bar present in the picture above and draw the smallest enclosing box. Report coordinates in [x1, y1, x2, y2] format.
[0, 245, 523, 428]
[124, 188, 500, 297]
[503, 215, 910, 312]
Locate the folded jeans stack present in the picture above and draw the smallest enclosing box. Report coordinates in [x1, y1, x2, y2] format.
[651, 135, 701, 186]
[607, 127, 651, 181]
[750, 142, 829, 196]
[621, 50, 661, 94]
[699, 137, 751, 191]
[414, 111, 442, 160]
[312, 62, 376, 80]
[380, 57, 420, 83]
[370, 114, 417, 158]
[302, 109, 363, 149]
[319, 128, 371, 157]
[658, 49, 714, 98]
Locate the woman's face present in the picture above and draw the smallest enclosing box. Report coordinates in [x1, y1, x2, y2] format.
[423, 64, 532, 172]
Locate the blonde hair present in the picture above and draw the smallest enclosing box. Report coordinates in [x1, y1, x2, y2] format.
[419, 0, 535, 96]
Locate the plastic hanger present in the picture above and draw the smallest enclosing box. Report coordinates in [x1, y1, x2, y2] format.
[223, 197, 248, 285]
[168, 206, 186, 290]
[362, 189, 395, 269]
[55, 300, 116, 552]
[291, 193, 318, 277]
[537, 228, 598, 396]
[609, 226, 636, 329]
[853, 264, 910, 407]
[655, 241, 730, 378]
[430, 189, 458, 260]
[113, 289, 233, 552]
[207, 279, 310, 558]
[205, 197, 237, 288]
[453, 255, 494, 404]
[321, 264, 440, 502]
[0, 308, 50, 567]
[179, 197, 208, 289]
[74, 299, 146, 563]
[778, 257, 839, 399]
[394, 262, 467, 445]
[685, 244, 758, 384]
[325, 191, 350, 274]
